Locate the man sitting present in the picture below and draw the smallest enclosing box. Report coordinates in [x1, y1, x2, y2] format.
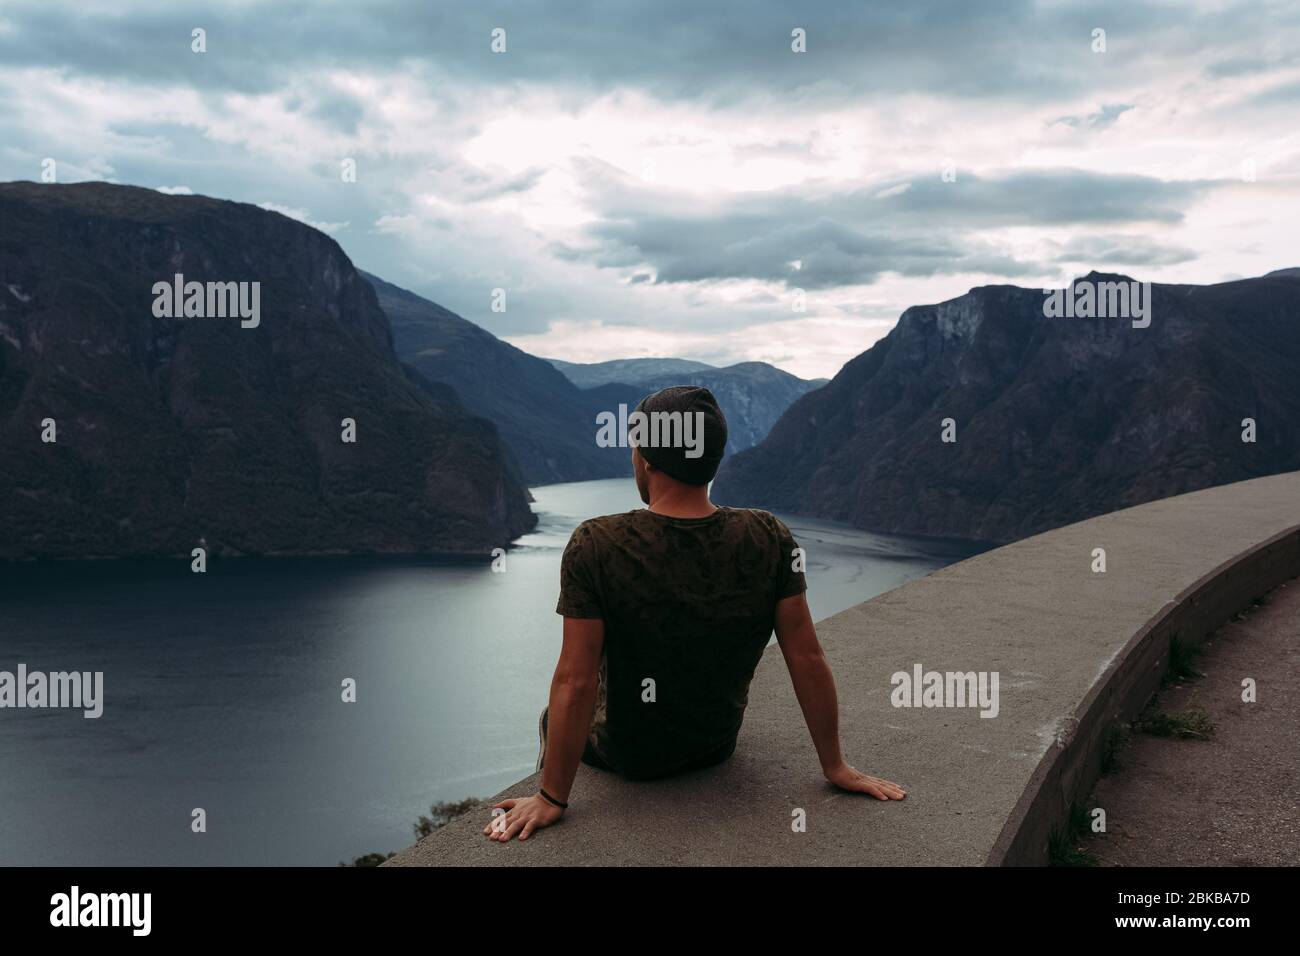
[484, 386, 906, 842]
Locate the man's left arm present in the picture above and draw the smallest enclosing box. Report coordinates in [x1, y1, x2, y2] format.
[484, 616, 604, 842]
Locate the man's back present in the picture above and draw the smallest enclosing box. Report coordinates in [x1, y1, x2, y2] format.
[485, 386, 903, 845]
[556, 506, 805, 779]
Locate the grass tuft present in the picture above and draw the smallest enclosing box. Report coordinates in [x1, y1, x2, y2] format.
[1139, 705, 1215, 740]
[1049, 802, 1099, 867]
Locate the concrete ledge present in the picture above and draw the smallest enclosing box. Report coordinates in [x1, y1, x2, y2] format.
[988, 518, 1300, 865]
[386, 472, 1300, 867]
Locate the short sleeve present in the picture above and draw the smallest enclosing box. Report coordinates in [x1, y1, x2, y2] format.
[555, 521, 605, 619]
[772, 515, 808, 600]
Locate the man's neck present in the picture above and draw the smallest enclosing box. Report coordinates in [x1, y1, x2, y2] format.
[647, 486, 717, 519]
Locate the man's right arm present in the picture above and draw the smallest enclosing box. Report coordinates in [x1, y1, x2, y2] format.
[773, 591, 907, 801]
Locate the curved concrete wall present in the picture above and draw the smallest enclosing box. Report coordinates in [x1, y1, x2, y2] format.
[386, 471, 1300, 867]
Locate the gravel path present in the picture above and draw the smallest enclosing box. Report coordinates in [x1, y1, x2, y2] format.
[1084, 578, 1300, 866]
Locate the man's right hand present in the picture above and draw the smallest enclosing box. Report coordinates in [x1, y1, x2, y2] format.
[483, 794, 564, 842]
[824, 762, 907, 800]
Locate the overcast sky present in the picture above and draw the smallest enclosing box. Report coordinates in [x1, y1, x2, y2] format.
[3, 0, 1298, 378]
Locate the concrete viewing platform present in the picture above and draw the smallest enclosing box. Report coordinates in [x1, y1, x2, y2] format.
[385, 472, 1300, 866]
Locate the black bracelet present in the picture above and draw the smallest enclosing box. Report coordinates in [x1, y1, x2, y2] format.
[538, 787, 568, 809]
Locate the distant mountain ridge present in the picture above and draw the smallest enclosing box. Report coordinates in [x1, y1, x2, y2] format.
[550, 357, 827, 453]
[0, 182, 535, 559]
[548, 357, 715, 389]
[713, 271, 1300, 544]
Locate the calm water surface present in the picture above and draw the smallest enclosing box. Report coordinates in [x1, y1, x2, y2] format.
[0, 478, 976, 865]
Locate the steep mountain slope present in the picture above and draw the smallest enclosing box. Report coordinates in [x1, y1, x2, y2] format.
[365, 272, 630, 484]
[713, 272, 1300, 543]
[0, 182, 535, 559]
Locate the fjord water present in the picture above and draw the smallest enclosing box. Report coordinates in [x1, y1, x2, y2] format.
[0, 478, 976, 865]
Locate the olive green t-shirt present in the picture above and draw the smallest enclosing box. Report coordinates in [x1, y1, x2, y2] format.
[555, 506, 807, 779]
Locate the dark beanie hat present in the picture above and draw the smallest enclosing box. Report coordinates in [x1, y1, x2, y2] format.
[632, 385, 728, 485]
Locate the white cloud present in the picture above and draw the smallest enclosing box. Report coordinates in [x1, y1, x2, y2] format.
[874, 182, 911, 199]
[257, 201, 348, 234]
[373, 214, 417, 234]
[2, 2, 1299, 378]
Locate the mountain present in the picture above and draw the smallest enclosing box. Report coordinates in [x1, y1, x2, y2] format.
[631, 362, 827, 452]
[713, 271, 1300, 544]
[0, 181, 535, 559]
[551, 358, 827, 453]
[365, 272, 629, 484]
[371, 278, 822, 478]
[548, 357, 715, 389]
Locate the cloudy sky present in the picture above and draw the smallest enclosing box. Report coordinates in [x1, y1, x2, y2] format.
[2, 0, 1298, 379]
